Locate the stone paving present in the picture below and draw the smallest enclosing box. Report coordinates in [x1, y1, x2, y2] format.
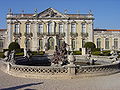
[0, 68, 120, 90]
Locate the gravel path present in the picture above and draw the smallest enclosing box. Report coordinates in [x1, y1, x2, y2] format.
[0, 68, 120, 90]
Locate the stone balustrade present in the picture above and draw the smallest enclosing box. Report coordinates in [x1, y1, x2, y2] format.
[0, 60, 120, 79]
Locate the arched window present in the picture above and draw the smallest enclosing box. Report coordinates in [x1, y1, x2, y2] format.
[71, 23, 76, 33]
[15, 24, 19, 34]
[97, 38, 101, 48]
[59, 23, 63, 33]
[105, 38, 109, 49]
[114, 38, 118, 49]
[48, 22, 52, 34]
[38, 39, 43, 50]
[38, 24, 43, 33]
[71, 39, 75, 50]
[0, 39, 3, 48]
[26, 24, 30, 34]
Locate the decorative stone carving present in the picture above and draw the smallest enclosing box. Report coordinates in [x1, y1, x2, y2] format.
[52, 41, 69, 66]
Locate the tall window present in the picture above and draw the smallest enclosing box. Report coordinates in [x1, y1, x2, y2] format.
[82, 23, 86, 33]
[26, 24, 30, 34]
[48, 22, 52, 34]
[71, 23, 76, 33]
[59, 24, 63, 33]
[114, 38, 118, 49]
[39, 39, 43, 50]
[15, 24, 19, 33]
[97, 38, 101, 48]
[38, 24, 43, 33]
[26, 39, 30, 50]
[105, 38, 109, 49]
[71, 39, 75, 50]
[0, 39, 3, 48]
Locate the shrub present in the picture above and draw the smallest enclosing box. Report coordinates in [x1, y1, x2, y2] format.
[91, 51, 102, 56]
[92, 48, 101, 52]
[84, 42, 96, 51]
[102, 50, 111, 56]
[15, 52, 24, 56]
[8, 42, 20, 51]
[0, 52, 5, 58]
[31, 51, 45, 55]
[73, 51, 82, 55]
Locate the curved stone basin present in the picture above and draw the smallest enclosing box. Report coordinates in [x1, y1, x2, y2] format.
[15, 55, 51, 66]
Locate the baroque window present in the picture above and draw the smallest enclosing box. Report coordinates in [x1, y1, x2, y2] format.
[48, 22, 52, 34]
[105, 38, 109, 49]
[38, 24, 43, 33]
[71, 39, 75, 50]
[97, 38, 101, 48]
[27, 39, 30, 50]
[38, 39, 43, 50]
[26, 24, 30, 34]
[59, 24, 63, 33]
[114, 38, 118, 49]
[15, 24, 19, 34]
[71, 23, 76, 33]
[82, 23, 86, 33]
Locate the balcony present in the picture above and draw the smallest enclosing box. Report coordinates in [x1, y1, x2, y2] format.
[37, 32, 45, 38]
[24, 32, 33, 38]
[81, 32, 88, 38]
[70, 32, 78, 37]
[13, 32, 22, 38]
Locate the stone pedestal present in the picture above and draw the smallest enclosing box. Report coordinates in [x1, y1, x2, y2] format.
[24, 48, 27, 57]
[82, 48, 86, 55]
[67, 54, 76, 75]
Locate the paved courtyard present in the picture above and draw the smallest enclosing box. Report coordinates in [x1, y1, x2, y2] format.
[0, 68, 120, 90]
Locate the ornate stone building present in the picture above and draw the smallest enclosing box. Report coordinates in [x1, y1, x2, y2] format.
[94, 29, 120, 50]
[0, 29, 6, 52]
[6, 8, 94, 51]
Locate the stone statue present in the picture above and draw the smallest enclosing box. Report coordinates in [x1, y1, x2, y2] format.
[52, 41, 69, 66]
[4, 51, 10, 61]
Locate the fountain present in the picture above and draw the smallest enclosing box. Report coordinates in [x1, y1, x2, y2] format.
[1, 41, 120, 79]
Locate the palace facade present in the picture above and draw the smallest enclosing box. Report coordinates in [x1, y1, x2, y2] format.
[1, 8, 119, 52]
[6, 8, 94, 51]
[94, 29, 120, 50]
[0, 29, 6, 52]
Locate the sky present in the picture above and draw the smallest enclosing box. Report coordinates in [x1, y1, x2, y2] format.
[0, 0, 120, 29]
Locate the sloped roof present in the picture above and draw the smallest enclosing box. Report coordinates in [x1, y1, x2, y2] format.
[0, 29, 7, 31]
[94, 29, 120, 31]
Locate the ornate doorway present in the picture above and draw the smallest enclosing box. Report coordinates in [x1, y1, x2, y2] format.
[48, 37, 54, 50]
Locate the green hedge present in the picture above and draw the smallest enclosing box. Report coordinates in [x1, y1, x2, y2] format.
[0, 52, 5, 58]
[91, 51, 102, 56]
[91, 50, 111, 56]
[73, 51, 82, 55]
[31, 51, 45, 55]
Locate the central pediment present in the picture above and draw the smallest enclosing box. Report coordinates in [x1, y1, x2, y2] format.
[36, 8, 67, 18]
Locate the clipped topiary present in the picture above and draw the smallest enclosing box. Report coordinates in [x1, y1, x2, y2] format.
[8, 42, 20, 51]
[84, 42, 96, 51]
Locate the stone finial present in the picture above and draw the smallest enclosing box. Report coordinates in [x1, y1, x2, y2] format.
[88, 10, 92, 14]
[64, 9, 68, 14]
[34, 8, 38, 13]
[8, 8, 12, 14]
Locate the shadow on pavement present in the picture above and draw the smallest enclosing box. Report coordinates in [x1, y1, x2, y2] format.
[1, 82, 43, 90]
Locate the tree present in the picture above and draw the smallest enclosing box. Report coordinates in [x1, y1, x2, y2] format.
[8, 42, 20, 51]
[84, 42, 96, 51]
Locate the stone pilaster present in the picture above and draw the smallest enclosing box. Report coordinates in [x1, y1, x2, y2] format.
[32, 22, 38, 51]
[7, 22, 13, 47]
